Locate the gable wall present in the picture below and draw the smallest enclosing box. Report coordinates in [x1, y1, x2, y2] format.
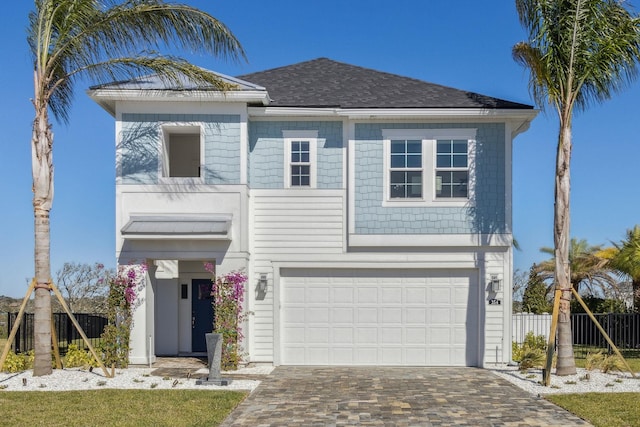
[119, 113, 241, 184]
[353, 122, 506, 235]
[248, 120, 343, 188]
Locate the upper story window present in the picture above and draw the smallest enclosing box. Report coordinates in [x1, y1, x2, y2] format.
[160, 124, 203, 181]
[390, 139, 423, 198]
[382, 129, 476, 206]
[283, 130, 317, 188]
[436, 139, 469, 198]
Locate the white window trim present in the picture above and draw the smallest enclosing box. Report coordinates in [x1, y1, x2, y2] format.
[158, 122, 205, 185]
[283, 130, 318, 188]
[382, 128, 476, 207]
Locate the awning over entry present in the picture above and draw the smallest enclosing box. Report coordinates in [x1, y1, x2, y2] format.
[121, 215, 231, 240]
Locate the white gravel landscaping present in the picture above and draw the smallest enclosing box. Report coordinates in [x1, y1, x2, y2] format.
[490, 365, 640, 395]
[2, 364, 639, 395]
[0, 365, 273, 392]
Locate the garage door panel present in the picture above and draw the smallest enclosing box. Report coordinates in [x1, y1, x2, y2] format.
[357, 288, 377, 303]
[333, 327, 353, 343]
[406, 287, 427, 304]
[382, 327, 402, 344]
[357, 328, 377, 344]
[406, 327, 427, 344]
[332, 307, 354, 323]
[382, 308, 402, 323]
[429, 287, 452, 304]
[333, 287, 354, 303]
[382, 287, 402, 303]
[382, 347, 402, 364]
[405, 307, 426, 323]
[281, 269, 478, 366]
[357, 308, 378, 323]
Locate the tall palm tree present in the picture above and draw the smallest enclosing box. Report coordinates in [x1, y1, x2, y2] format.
[607, 226, 640, 310]
[513, 0, 640, 375]
[28, 0, 244, 376]
[537, 238, 616, 295]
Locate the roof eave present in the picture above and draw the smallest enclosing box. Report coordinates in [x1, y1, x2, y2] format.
[87, 88, 271, 116]
[247, 106, 539, 120]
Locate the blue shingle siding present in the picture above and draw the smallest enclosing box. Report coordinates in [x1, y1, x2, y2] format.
[119, 114, 241, 184]
[119, 120, 159, 184]
[354, 123, 506, 235]
[249, 121, 343, 188]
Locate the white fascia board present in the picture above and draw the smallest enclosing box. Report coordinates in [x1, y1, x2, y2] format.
[247, 106, 538, 120]
[88, 89, 270, 116]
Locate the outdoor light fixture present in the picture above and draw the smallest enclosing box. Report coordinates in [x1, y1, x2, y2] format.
[258, 274, 268, 294]
[489, 274, 502, 293]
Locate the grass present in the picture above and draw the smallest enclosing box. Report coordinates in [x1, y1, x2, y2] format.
[0, 389, 247, 426]
[546, 393, 640, 427]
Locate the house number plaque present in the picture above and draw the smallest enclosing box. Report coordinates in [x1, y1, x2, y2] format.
[488, 299, 501, 305]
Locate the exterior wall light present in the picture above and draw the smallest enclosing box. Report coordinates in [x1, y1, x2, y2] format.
[489, 274, 502, 293]
[258, 274, 268, 294]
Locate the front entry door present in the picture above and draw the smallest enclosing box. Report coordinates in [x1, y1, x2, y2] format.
[191, 279, 214, 352]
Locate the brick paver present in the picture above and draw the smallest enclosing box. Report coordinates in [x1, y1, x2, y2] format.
[220, 367, 590, 426]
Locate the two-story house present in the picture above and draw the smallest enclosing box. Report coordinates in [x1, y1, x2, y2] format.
[89, 58, 537, 367]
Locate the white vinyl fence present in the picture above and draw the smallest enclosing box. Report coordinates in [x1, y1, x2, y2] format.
[512, 313, 552, 344]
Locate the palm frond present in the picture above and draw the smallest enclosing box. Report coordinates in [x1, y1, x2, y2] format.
[29, 0, 246, 123]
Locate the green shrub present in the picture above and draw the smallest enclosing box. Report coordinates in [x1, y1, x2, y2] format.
[518, 347, 546, 371]
[513, 332, 547, 362]
[64, 344, 99, 368]
[1, 350, 34, 373]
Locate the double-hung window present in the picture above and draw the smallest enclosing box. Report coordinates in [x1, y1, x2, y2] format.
[283, 130, 317, 188]
[436, 139, 469, 198]
[390, 139, 423, 198]
[382, 129, 475, 206]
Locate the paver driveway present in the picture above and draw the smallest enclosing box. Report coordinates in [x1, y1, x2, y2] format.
[220, 367, 589, 426]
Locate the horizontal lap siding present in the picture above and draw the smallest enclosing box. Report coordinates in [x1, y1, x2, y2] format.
[250, 190, 346, 361]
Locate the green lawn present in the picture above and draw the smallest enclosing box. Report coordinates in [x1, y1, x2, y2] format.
[547, 393, 640, 427]
[0, 389, 246, 426]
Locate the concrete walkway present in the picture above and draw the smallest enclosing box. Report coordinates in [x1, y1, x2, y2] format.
[221, 366, 590, 426]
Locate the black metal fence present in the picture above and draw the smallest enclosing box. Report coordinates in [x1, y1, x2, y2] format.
[572, 313, 640, 358]
[6, 312, 107, 355]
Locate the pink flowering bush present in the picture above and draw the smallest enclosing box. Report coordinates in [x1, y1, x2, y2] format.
[205, 264, 250, 370]
[101, 263, 147, 367]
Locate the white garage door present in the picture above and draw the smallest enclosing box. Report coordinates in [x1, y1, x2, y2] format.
[280, 269, 478, 366]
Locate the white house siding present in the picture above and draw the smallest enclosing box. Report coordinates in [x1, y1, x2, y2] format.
[248, 190, 512, 366]
[249, 189, 345, 361]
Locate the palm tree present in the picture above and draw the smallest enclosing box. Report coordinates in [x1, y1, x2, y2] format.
[28, 0, 244, 376]
[607, 226, 640, 311]
[536, 238, 617, 295]
[513, 0, 640, 375]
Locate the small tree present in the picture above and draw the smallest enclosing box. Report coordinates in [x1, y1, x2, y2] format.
[54, 262, 114, 314]
[608, 225, 640, 311]
[513, 268, 528, 312]
[523, 265, 552, 313]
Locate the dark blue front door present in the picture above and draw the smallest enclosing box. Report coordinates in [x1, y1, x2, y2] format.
[192, 279, 214, 352]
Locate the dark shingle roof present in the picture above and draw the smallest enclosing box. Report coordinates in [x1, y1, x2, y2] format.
[238, 58, 532, 110]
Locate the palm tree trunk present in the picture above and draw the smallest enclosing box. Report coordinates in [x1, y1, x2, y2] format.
[634, 279, 640, 313]
[32, 101, 54, 376]
[554, 112, 576, 376]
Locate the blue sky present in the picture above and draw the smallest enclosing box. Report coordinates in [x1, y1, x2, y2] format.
[0, 1, 638, 298]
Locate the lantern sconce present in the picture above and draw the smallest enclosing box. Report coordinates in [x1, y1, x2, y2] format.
[257, 274, 268, 295]
[489, 274, 502, 293]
